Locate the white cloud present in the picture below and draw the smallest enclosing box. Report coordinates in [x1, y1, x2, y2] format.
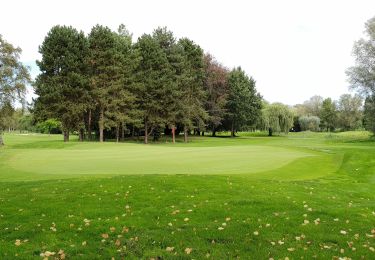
[1, 0, 374, 105]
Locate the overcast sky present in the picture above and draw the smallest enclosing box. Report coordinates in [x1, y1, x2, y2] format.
[1, 0, 374, 105]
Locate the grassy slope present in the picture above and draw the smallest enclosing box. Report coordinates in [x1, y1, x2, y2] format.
[0, 132, 374, 259]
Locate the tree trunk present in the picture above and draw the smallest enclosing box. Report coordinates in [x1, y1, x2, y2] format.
[231, 120, 235, 137]
[268, 127, 273, 136]
[121, 122, 125, 141]
[63, 130, 70, 142]
[99, 108, 104, 142]
[116, 124, 120, 143]
[79, 129, 84, 142]
[0, 133, 4, 146]
[88, 109, 92, 141]
[144, 120, 148, 144]
[184, 126, 188, 143]
[212, 128, 216, 137]
[202, 131, 204, 136]
[172, 126, 175, 144]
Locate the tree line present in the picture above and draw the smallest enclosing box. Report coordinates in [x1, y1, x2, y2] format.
[33, 25, 262, 143]
[2, 17, 375, 144]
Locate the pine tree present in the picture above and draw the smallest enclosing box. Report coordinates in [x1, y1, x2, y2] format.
[34, 26, 88, 142]
[226, 67, 262, 137]
[134, 34, 172, 144]
[88, 25, 130, 142]
[176, 38, 207, 142]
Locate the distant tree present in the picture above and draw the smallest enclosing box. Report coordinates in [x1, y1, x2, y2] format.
[34, 26, 89, 142]
[363, 95, 375, 134]
[36, 118, 61, 134]
[203, 53, 229, 136]
[18, 113, 36, 132]
[0, 101, 15, 132]
[299, 116, 320, 131]
[346, 16, 375, 133]
[226, 67, 262, 137]
[337, 94, 363, 130]
[346, 16, 375, 96]
[303, 95, 323, 116]
[0, 35, 31, 145]
[320, 98, 337, 131]
[262, 103, 294, 136]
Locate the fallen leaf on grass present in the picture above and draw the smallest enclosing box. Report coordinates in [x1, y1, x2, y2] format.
[185, 248, 192, 254]
[40, 251, 55, 257]
[166, 247, 174, 252]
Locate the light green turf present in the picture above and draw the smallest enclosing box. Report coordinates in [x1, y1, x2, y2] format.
[0, 133, 340, 181]
[0, 132, 374, 259]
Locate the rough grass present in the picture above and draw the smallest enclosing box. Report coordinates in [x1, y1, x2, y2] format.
[0, 132, 374, 259]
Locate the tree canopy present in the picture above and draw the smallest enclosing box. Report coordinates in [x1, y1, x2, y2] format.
[0, 35, 31, 144]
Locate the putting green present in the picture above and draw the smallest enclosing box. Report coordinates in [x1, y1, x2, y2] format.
[7, 143, 313, 178]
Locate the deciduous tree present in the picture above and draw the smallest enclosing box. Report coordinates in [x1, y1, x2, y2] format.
[0, 35, 31, 145]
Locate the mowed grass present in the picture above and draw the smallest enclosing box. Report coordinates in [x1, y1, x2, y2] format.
[0, 132, 374, 259]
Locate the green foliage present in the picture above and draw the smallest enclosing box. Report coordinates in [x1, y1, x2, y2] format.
[298, 115, 320, 131]
[36, 118, 61, 134]
[176, 37, 207, 140]
[302, 95, 323, 116]
[346, 16, 375, 133]
[34, 25, 89, 140]
[337, 94, 363, 130]
[320, 98, 337, 131]
[0, 35, 31, 144]
[134, 32, 173, 143]
[262, 103, 294, 135]
[226, 67, 262, 136]
[0, 35, 31, 106]
[18, 113, 36, 132]
[346, 16, 375, 96]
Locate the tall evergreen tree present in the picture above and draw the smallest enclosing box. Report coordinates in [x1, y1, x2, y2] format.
[152, 27, 180, 143]
[176, 38, 207, 142]
[134, 34, 172, 144]
[226, 67, 262, 137]
[88, 25, 133, 142]
[106, 25, 138, 142]
[34, 26, 88, 142]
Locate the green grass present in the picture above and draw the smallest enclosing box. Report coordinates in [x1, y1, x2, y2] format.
[0, 132, 374, 259]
